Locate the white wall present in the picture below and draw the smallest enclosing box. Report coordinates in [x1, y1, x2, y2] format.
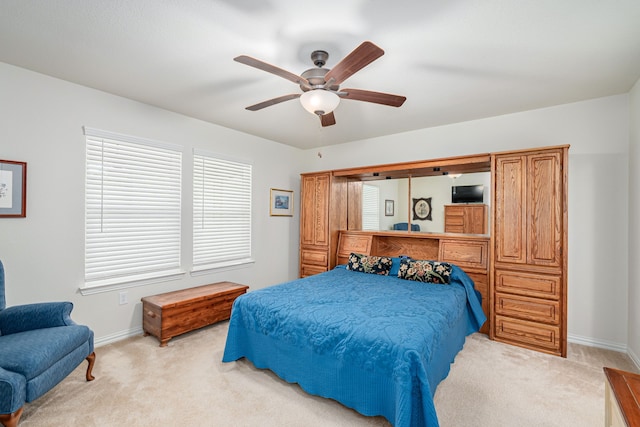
[629, 77, 640, 365]
[0, 62, 302, 344]
[300, 95, 631, 350]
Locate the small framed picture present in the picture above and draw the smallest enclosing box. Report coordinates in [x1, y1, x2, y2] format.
[385, 199, 394, 216]
[0, 159, 27, 218]
[270, 188, 293, 216]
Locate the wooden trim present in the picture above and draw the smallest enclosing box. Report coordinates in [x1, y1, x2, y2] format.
[491, 144, 570, 156]
[561, 146, 569, 357]
[331, 153, 491, 178]
[489, 154, 497, 340]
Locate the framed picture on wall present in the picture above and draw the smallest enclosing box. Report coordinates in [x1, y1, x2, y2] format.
[270, 188, 293, 216]
[385, 199, 394, 216]
[0, 159, 27, 218]
[412, 197, 432, 221]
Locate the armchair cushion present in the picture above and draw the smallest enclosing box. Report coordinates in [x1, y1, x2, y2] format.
[0, 325, 92, 382]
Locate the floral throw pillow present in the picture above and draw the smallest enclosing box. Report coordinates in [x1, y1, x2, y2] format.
[346, 253, 392, 275]
[398, 258, 452, 284]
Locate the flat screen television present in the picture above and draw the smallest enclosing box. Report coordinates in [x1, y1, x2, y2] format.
[451, 185, 484, 203]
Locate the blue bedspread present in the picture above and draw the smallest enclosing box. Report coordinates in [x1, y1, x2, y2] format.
[223, 265, 486, 427]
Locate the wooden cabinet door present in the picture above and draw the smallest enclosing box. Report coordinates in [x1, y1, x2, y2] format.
[300, 174, 330, 246]
[300, 175, 317, 246]
[495, 151, 563, 267]
[495, 155, 527, 264]
[466, 205, 487, 234]
[527, 151, 562, 267]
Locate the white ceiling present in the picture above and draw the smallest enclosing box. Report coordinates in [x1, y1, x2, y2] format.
[1, 1, 639, 149]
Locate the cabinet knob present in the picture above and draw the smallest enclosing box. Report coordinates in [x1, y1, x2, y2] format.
[147, 311, 156, 318]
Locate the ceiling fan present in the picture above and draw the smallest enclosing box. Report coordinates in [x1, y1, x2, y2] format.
[234, 41, 406, 127]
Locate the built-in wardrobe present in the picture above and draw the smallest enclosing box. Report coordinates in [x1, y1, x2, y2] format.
[299, 145, 568, 357]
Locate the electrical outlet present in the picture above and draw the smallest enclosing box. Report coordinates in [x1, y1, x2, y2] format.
[119, 291, 128, 305]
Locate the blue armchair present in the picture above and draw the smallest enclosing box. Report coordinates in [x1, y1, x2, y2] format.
[392, 222, 420, 231]
[0, 260, 95, 427]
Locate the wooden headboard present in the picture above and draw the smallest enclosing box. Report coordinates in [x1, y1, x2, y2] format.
[337, 230, 490, 334]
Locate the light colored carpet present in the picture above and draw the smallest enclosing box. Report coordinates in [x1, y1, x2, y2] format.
[19, 322, 637, 427]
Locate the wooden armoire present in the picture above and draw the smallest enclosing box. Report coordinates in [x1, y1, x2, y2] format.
[298, 145, 568, 356]
[491, 146, 568, 356]
[299, 173, 347, 277]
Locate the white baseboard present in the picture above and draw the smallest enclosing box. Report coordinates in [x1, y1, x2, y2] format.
[568, 333, 640, 371]
[567, 333, 627, 353]
[628, 348, 640, 371]
[94, 326, 143, 347]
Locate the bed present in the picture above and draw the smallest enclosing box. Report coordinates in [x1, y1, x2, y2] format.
[222, 256, 486, 427]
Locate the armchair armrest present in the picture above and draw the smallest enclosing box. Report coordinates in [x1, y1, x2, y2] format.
[0, 367, 26, 414]
[0, 302, 75, 335]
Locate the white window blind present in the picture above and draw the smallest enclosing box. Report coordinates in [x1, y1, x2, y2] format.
[84, 127, 182, 286]
[193, 150, 252, 270]
[362, 184, 379, 231]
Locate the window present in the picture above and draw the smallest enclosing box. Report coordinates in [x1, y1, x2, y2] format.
[193, 150, 253, 271]
[362, 184, 380, 231]
[84, 127, 182, 288]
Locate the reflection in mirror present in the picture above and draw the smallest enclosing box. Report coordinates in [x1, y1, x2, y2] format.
[409, 172, 491, 233]
[361, 183, 379, 230]
[361, 178, 408, 231]
[360, 173, 490, 233]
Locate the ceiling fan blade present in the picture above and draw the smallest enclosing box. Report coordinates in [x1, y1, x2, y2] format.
[320, 112, 336, 127]
[323, 41, 384, 85]
[340, 88, 406, 107]
[234, 55, 310, 87]
[246, 94, 301, 111]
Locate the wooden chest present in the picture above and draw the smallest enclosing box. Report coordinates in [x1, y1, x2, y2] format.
[141, 282, 248, 347]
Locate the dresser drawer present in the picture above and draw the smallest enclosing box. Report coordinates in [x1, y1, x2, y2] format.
[336, 233, 373, 265]
[301, 249, 328, 267]
[495, 293, 560, 324]
[337, 233, 373, 257]
[444, 224, 465, 233]
[439, 239, 488, 270]
[495, 270, 561, 299]
[445, 215, 464, 226]
[494, 315, 561, 354]
[300, 264, 328, 277]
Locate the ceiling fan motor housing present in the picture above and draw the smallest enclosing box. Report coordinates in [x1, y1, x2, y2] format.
[300, 50, 340, 91]
[310, 50, 329, 67]
[301, 68, 336, 90]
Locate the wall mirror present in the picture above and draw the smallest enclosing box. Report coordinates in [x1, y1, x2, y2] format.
[339, 155, 491, 234]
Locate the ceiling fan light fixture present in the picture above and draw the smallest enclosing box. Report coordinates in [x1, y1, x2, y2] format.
[300, 90, 340, 116]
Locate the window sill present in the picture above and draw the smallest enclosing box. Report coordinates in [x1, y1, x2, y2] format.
[190, 258, 255, 276]
[79, 269, 186, 295]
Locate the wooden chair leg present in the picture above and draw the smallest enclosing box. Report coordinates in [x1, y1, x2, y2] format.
[0, 407, 23, 427]
[85, 351, 96, 381]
